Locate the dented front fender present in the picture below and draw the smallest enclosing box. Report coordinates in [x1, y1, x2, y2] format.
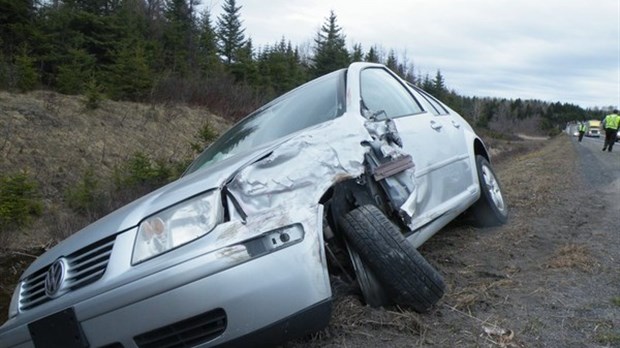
[226, 115, 371, 216]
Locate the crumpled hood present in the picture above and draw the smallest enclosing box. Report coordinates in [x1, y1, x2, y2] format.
[21, 143, 280, 279]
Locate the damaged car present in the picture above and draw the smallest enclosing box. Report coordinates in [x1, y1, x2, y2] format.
[0, 62, 507, 348]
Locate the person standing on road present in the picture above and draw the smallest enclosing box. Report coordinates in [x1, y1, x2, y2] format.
[601, 110, 620, 152]
[578, 122, 586, 142]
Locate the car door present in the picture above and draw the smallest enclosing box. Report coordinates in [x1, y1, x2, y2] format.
[359, 67, 471, 231]
[408, 86, 474, 208]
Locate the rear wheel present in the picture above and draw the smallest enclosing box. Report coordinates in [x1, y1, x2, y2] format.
[339, 205, 445, 312]
[468, 155, 508, 227]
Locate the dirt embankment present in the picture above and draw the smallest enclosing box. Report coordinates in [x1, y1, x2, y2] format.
[0, 91, 228, 246]
[0, 91, 227, 196]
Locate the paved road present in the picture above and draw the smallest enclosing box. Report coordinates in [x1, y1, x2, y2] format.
[569, 127, 620, 203]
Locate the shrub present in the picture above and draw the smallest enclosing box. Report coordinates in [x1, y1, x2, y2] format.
[191, 121, 219, 153]
[113, 152, 181, 194]
[0, 172, 43, 231]
[150, 72, 264, 121]
[83, 77, 105, 110]
[0, 52, 10, 90]
[56, 48, 96, 95]
[105, 152, 183, 211]
[65, 168, 105, 217]
[15, 51, 38, 92]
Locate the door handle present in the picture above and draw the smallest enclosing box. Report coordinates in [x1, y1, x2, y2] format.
[452, 120, 461, 129]
[430, 120, 442, 130]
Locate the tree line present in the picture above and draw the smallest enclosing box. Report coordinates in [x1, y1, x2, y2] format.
[0, 0, 604, 129]
[0, 0, 611, 240]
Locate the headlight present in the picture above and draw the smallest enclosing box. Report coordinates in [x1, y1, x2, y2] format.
[8, 283, 20, 319]
[132, 190, 222, 264]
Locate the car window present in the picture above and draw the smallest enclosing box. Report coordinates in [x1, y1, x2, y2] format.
[360, 68, 422, 119]
[407, 83, 449, 116]
[184, 69, 346, 174]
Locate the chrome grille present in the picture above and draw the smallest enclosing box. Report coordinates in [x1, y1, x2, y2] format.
[20, 235, 116, 311]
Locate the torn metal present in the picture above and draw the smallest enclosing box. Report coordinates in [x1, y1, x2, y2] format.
[364, 118, 418, 226]
[226, 113, 420, 232]
[226, 117, 369, 216]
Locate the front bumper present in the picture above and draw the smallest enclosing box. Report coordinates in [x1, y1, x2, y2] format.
[0, 205, 331, 347]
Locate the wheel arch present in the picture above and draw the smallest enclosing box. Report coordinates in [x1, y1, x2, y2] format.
[474, 138, 490, 162]
[318, 178, 380, 238]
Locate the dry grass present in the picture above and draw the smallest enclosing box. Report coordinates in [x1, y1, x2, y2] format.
[330, 296, 425, 336]
[546, 244, 596, 272]
[497, 136, 578, 213]
[295, 295, 427, 346]
[449, 278, 516, 310]
[0, 90, 229, 192]
[441, 304, 525, 348]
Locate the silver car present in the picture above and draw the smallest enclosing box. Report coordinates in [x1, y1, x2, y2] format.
[0, 63, 507, 348]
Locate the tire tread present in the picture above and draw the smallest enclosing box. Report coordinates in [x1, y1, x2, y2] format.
[340, 205, 445, 312]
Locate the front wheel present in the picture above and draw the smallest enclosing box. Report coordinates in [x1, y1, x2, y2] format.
[339, 205, 445, 312]
[468, 155, 508, 227]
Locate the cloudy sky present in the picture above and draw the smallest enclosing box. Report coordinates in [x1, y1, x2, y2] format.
[206, 0, 620, 109]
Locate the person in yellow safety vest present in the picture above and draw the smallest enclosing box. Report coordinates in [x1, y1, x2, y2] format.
[601, 109, 620, 152]
[577, 122, 586, 142]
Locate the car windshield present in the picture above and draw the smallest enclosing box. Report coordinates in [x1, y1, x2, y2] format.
[184, 69, 346, 175]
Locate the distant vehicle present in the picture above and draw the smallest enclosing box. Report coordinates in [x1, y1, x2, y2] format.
[0, 63, 508, 348]
[586, 120, 601, 137]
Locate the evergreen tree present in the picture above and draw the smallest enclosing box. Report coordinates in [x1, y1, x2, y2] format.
[255, 45, 275, 96]
[0, 0, 38, 57]
[197, 7, 220, 75]
[108, 40, 153, 100]
[351, 43, 363, 62]
[433, 69, 446, 98]
[477, 100, 497, 128]
[257, 37, 307, 97]
[83, 75, 104, 109]
[0, 171, 42, 231]
[162, 0, 196, 74]
[365, 45, 379, 63]
[230, 38, 256, 83]
[15, 45, 38, 91]
[113, 0, 163, 73]
[404, 62, 416, 83]
[56, 48, 96, 94]
[66, 0, 121, 16]
[216, 0, 245, 65]
[421, 73, 434, 93]
[311, 10, 349, 77]
[288, 45, 308, 88]
[0, 49, 8, 89]
[386, 49, 398, 72]
[37, 1, 122, 86]
[114, 0, 154, 46]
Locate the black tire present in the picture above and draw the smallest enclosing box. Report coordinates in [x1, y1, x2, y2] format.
[339, 205, 445, 313]
[345, 243, 392, 307]
[469, 155, 508, 227]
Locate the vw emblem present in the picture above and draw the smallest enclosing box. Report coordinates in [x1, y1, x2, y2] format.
[45, 258, 68, 298]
